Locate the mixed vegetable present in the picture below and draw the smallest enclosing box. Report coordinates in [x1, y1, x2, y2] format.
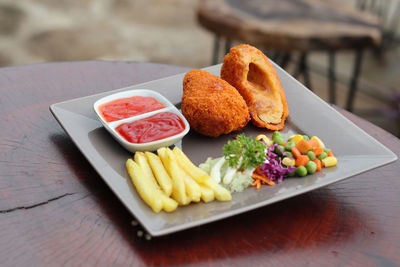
[200, 132, 338, 192]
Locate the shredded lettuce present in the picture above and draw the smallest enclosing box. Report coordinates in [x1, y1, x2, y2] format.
[199, 157, 253, 193]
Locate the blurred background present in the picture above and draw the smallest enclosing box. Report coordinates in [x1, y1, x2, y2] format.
[0, 0, 399, 136]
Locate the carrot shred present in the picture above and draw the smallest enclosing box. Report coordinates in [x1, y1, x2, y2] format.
[252, 172, 275, 187]
[327, 150, 334, 157]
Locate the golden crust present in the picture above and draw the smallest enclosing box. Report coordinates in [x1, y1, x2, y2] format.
[182, 70, 250, 137]
[221, 44, 289, 131]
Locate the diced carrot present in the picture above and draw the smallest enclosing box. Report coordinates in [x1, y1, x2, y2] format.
[327, 150, 334, 157]
[296, 139, 313, 154]
[313, 147, 324, 156]
[291, 147, 302, 159]
[313, 158, 322, 171]
[295, 155, 310, 167]
[307, 139, 319, 149]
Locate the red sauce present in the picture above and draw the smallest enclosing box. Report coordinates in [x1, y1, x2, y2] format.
[115, 112, 186, 143]
[99, 96, 166, 122]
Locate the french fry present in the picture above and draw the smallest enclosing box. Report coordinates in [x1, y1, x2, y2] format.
[134, 152, 178, 212]
[158, 147, 190, 206]
[173, 146, 208, 183]
[134, 152, 159, 189]
[160, 194, 178, 212]
[126, 159, 163, 213]
[202, 177, 232, 201]
[182, 172, 201, 202]
[145, 151, 173, 196]
[199, 185, 214, 203]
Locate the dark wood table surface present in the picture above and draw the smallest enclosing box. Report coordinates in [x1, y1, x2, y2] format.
[0, 61, 399, 267]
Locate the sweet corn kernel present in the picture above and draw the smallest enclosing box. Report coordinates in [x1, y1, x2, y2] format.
[322, 156, 337, 167]
[291, 135, 303, 145]
[256, 134, 273, 146]
[282, 157, 295, 167]
[311, 136, 325, 148]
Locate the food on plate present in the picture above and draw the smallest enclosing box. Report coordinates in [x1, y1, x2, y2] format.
[126, 158, 178, 213]
[172, 146, 208, 183]
[115, 112, 186, 143]
[126, 146, 232, 212]
[200, 132, 337, 192]
[199, 185, 215, 203]
[133, 152, 178, 212]
[182, 171, 201, 202]
[221, 44, 289, 131]
[145, 151, 173, 196]
[181, 69, 250, 137]
[157, 147, 190, 205]
[202, 176, 232, 201]
[99, 96, 166, 122]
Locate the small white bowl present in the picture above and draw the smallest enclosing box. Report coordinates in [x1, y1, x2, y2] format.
[93, 89, 189, 152]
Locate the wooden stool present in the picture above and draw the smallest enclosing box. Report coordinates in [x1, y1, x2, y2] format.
[197, 0, 381, 111]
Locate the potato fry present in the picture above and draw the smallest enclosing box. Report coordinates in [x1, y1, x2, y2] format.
[199, 185, 214, 203]
[202, 177, 232, 201]
[173, 146, 208, 183]
[160, 194, 178, 212]
[126, 159, 163, 213]
[133, 153, 178, 212]
[182, 172, 201, 202]
[134, 152, 159, 189]
[157, 147, 190, 205]
[145, 151, 172, 196]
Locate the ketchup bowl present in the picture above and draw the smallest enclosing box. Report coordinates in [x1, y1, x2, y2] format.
[94, 89, 190, 152]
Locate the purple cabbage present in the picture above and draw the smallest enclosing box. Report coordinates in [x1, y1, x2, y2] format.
[259, 144, 296, 183]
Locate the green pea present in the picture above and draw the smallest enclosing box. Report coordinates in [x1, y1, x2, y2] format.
[272, 131, 283, 139]
[324, 148, 331, 153]
[296, 166, 308, 177]
[273, 135, 285, 145]
[288, 168, 297, 177]
[302, 135, 310, 141]
[305, 161, 317, 174]
[274, 145, 285, 157]
[306, 151, 316, 161]
[284, 142, 295, 151]
[318, 152, 328, 160]
[285, 151, 294, 159]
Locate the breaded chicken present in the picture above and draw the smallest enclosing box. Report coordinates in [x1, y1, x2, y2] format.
[182, 70, 250, 137]
[221, 44, 289, 131]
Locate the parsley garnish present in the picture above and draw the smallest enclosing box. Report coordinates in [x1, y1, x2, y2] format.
[223, 134, 267, 170]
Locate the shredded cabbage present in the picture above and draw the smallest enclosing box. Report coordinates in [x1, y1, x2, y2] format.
[259, 144, 296, 183]
[199, 157, 253, 193]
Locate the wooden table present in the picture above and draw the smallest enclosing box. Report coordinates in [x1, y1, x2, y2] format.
[198, 0, 382, 110]
[1, 61, 399, 266]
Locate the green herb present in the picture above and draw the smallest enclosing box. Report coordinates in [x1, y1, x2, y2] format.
[223, 134, 267, 170]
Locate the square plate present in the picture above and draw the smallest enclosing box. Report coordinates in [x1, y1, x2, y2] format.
[50, 63, 397, 236]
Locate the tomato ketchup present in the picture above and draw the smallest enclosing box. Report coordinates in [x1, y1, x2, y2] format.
[115, 112, 185, 143]
[99, 96, 166, 122]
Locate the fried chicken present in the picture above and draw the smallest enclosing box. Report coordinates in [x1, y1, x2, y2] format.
[181, 70, 250, 137]
[221, 44, 289, 131]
